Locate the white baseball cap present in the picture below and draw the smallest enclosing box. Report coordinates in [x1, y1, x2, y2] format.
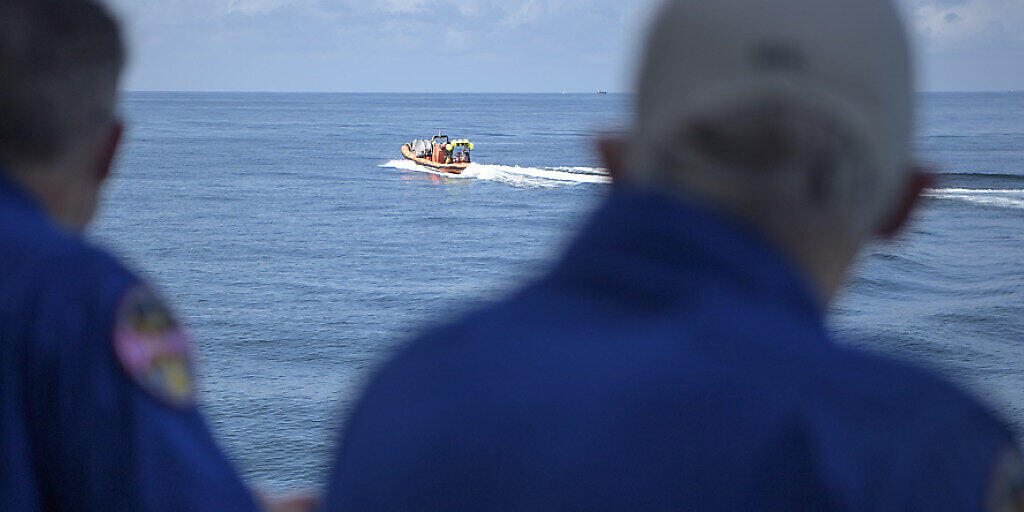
[633, 0, 913, 232]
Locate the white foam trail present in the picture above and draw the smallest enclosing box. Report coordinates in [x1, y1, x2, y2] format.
[381, 160, 610, 188]
[925, 188, 1024, 210]
[379, 166, 1024, 208]
[549, 166, 608, 175]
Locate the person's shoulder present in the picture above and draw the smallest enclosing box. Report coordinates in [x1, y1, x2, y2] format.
[698, 289, 1005, 433]
[808, 342, 1004, 428]
[346, 282, 592, 406]
[376, 279, 620, 368]
[788, 342, 1014, 501]
[0, 206, 133, 289]
[373, 277, 1004, 436]
[416, 284, 1010, 445]
[1, 210, 200, 408]
[0, 206, 140, 344]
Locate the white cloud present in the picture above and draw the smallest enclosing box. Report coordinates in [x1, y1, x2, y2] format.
[98, 0, 1022, 92]
[373, 0, 439, 14]
[901, 0, 1024, 46]
[229, 0, 313, 15]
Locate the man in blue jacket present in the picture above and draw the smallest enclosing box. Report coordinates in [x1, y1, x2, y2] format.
[0, 1, 260, 509]
[326, 0, 1024, 509]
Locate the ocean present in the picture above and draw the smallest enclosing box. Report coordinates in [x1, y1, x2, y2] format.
[93, 92, 1024, 490]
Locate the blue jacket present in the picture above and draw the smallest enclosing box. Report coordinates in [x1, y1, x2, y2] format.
[0, 172, 256, 511]
[327, 187, 1015, 510]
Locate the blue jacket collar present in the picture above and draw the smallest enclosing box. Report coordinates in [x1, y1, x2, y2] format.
[553, 185, 824, 321]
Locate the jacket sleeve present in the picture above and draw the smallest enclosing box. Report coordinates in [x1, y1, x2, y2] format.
[22, 277, 258, 511]
[888, 398, 1019, 511]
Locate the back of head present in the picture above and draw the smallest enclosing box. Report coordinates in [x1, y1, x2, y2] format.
[0, 0, 125, 167]
[630, 0, 912, 239]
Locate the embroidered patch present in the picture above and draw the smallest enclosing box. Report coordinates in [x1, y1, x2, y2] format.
[112, 284, 194, 408]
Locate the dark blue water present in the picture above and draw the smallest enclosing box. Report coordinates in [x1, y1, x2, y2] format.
[93, 92, 1024, 490]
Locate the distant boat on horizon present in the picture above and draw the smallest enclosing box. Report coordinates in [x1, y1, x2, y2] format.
[597, 90, 608, 95]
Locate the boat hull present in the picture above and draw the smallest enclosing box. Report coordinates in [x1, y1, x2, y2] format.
[401, 144, 470, 174]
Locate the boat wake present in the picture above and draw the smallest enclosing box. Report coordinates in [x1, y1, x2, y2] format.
[925, 188, 1024, 210]
[382, 160, 609, 188]
[383, 161, 1024, 208]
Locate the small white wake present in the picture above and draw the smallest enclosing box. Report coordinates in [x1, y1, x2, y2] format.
[381, 160, 610, 188]
[925, 188, 1024, 210]
[382, 163, 1024, 208]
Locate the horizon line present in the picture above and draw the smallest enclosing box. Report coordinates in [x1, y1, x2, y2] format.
[121, 89, 1021, 94]
[121, 90, 625, 94]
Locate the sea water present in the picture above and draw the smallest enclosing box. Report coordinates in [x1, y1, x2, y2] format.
[93, 92, 1024, 489]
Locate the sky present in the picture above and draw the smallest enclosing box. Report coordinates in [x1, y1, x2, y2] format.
[103, 0, 1024, 93]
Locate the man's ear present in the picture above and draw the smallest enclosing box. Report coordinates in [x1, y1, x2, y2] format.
[95, 120, 123, 184]
[876, 167, 936, 239]
[596, 135, 628, 183]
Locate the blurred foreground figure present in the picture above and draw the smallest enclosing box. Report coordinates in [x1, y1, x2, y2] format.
[327, 0, 1024, 510]
[0, 1, 258, 509]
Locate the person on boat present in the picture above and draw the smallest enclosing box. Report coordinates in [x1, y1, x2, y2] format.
[0, 1, 307, 510]
[323, 0, 1024, 509]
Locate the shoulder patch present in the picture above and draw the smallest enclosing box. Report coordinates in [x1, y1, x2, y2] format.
[988, 444, 1024, 512]
[112, 284, 195, 408]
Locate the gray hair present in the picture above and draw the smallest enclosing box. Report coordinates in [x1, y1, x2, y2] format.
[0, 0, 125, 164]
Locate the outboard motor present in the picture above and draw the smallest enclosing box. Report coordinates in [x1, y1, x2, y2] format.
[410, 139, 432, 157]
